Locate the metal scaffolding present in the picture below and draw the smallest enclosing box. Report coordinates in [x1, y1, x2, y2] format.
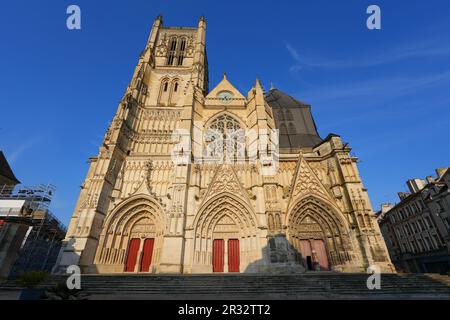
[0, 184, 66, 277]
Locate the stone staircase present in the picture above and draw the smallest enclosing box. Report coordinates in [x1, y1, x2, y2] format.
[1, 273, 450, 299]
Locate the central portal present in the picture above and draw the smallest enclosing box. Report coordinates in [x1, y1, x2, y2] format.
[192, 193, 261, 273]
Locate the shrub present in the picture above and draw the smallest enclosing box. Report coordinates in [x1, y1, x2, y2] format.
[16, 271, 49, 288]
[42, 282, 87, 300]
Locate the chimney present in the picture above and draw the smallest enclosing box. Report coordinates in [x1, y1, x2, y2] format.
[406, 178, 426, 193]
[426, 176, 435, 184]
[381, 203, 394, 214]
[436, 167, 449, 179]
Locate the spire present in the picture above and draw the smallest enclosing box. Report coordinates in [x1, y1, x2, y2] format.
[192, 15, 207, 93]
[255, 78, 264, 92]
[146, 14, 163, 49]
[253, 78, 265, 104]
[223, 72, 227, 80]
[152, 14, 163, 30]
[198, 15, 207, 28]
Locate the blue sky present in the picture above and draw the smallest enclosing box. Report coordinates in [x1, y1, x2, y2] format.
[1, 1, 449, 226]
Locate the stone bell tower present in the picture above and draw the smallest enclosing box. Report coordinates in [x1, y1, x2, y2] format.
[58, 15, 209, 273]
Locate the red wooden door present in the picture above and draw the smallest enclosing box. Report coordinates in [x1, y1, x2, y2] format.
[299, 240, 313, 270]
[140, 238, 155, 272]
[228, 239, 240, 272]
[299, 240, 312, 257]
[213, 239, 224, 272]
[313, 239, 330, 271]
[125, 238, 140, 272]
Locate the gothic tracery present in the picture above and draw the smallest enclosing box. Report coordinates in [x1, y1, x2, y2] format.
[205, 114, 245, 161]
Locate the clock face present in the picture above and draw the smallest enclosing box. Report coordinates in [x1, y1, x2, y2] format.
[217, 91, 234, 103]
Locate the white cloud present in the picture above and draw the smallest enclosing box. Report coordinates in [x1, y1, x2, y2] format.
[298, 70, 450, 104]
[286, 38, 450, 71]
[8, 137, 42, 164]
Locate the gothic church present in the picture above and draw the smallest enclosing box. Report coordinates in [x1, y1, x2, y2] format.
[58, 16, 393, 274]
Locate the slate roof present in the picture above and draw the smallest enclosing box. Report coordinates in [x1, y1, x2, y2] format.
[265, 89, 323, 149]
[0, 151, 20, 184]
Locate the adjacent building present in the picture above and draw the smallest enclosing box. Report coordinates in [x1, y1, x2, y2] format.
[377, 168, 450, 273]
[58, 16, 393, 274]
[0, 151, 66, 278]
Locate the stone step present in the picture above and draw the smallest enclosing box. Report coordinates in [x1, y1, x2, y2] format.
[2, 273, 449, 299]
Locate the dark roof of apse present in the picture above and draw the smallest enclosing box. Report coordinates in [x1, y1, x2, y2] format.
[265, 89, 323, 148]
[0, 151, 20, 184]
[265, 88, 310, 107]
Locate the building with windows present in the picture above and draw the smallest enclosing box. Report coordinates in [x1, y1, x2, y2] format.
[377, 168, 450, 273]
[0, 151, 66, 278]
[57, 16, 393, 274]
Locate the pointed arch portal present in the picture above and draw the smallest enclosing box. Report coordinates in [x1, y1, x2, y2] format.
[94, 195, 165, 273]
[287, 196, 353, 271]
[192, 193, 259, 273]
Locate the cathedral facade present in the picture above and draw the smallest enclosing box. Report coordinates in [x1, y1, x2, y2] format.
[58, 16, 394, 274]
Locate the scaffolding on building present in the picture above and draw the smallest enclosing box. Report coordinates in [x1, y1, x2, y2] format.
[0, 183, 66, 277]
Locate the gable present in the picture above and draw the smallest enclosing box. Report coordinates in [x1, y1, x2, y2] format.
[205, 74, 246, 100]
[287, 154, 337, 209]
[200, 164, 250, 205]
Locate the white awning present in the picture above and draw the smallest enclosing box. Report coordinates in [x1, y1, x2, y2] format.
[0, 199, 26, 217]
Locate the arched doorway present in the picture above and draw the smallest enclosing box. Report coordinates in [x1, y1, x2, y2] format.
[124, 217, 156, 272]
[287, 196, 352, 271]
[191, 193, 260, 273]
[291, 216, 330, 271]
[212, 215, 240, 273]
[94, 196, 164, 273]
